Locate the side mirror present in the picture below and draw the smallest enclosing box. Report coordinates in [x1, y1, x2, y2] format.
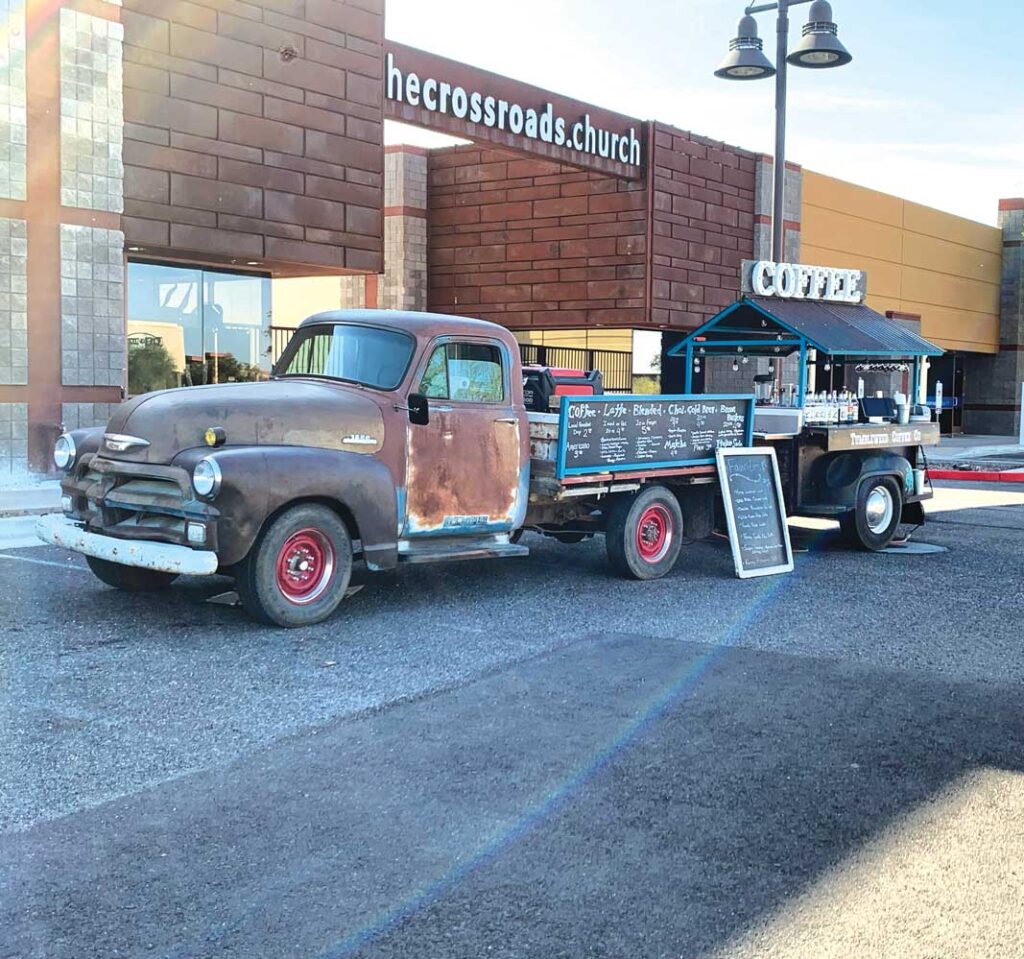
[407, 392, 430, 426]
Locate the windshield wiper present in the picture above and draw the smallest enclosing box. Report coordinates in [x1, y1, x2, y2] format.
[277, 373, 366, 388]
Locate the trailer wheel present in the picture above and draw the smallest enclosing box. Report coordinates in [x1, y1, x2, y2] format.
[840, 476, 903, 551]
[236, 503, 353, 627]
[606, 486, 684, 580]
[86, 556, 178, 592]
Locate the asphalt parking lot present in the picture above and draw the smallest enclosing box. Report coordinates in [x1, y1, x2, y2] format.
[1, 482, 1023, 958]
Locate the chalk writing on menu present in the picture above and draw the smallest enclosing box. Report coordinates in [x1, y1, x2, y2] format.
[561, 398, 750, 474]
[723, 454, 788, 571]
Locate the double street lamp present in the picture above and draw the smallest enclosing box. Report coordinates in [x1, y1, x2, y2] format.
[715, 0, 852, 260]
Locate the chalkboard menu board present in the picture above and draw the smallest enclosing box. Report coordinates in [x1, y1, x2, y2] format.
[716, 448, 794, 579]
[556, 394, 754, 478]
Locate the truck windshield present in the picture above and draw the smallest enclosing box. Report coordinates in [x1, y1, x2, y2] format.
[277, 325, 415, 390]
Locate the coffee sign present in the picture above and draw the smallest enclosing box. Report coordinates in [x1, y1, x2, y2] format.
[742, 259, 868, 304]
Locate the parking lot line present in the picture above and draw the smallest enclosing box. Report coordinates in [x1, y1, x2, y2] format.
[0, 553, 88, 571]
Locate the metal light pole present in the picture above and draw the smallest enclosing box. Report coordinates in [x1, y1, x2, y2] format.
[768, 0, 792, 262]
[715, 0, 852, 262]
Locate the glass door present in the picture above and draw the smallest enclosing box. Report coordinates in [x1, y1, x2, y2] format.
[927, 352, 964, 436]
[127, 263, 272, 395]
[201, 270, 272, 386]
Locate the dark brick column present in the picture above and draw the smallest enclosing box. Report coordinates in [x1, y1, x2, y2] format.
[963, 199, 1024, 435]
[659, 331, 689, 394]
[753, 156, 801, 262]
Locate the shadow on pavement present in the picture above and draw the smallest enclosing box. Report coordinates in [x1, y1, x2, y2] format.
[2, 633, 1022, 959]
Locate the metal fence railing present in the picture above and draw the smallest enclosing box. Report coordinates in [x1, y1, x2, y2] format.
[269, 326, 295, 366]
[269, 326, 634, 393]
[519, 344, 634, 392]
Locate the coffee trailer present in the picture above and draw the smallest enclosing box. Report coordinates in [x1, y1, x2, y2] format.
[669, 261, 944, 550]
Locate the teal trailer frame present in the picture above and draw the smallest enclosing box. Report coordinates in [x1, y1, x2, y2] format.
[669, 297, 943, 403]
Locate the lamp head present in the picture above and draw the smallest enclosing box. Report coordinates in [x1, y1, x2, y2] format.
[715, 14, 776, 80]
[787, 0, 852, 69]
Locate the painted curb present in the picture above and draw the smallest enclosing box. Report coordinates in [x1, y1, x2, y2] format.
[928, 469, 1024, 484]
[0, 505, 60, 519]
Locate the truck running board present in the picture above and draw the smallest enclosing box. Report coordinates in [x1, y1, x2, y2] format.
[397, 537, 529, 565]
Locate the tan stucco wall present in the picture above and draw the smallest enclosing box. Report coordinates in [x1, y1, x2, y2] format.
[801, 172, 1002, 354]
[270, 277, 346, 329]
[514, 329, 634, 352]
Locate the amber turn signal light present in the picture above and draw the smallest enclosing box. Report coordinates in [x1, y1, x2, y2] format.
[204, 426, 227, 448]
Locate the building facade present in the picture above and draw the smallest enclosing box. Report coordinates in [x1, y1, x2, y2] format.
[1, 0, 386, 475]
[1, 0, 1020, 476]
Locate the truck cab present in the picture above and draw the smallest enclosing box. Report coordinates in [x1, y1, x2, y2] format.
[40, 311, 564, 626]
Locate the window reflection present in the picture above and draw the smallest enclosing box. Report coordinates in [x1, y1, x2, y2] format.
[126, 263, 272, 395]
[419, 343, 504, 403]
[279, 325, 414, 390]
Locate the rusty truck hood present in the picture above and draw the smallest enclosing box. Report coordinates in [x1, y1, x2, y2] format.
[100, 379, 385, 464]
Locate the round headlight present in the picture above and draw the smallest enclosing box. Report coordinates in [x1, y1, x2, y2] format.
[192, 457, 222, 499]
[54, 433, 77, 471]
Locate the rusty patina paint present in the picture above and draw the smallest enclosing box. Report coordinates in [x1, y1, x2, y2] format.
[102, 379, 385, 463]
[397, 320, 530, 536]
[405, 409, 525, 535]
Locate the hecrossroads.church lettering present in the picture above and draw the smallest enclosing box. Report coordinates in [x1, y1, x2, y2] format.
[386, 53, 642, 168]
[745, 260, 867, 304]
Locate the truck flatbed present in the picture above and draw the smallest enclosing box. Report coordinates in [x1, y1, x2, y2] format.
[527, 410, 722, 501]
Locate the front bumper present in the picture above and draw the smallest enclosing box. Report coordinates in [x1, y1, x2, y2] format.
[36, 514, 219, 576]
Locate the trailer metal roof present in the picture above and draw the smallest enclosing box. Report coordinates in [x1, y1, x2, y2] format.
[670, 296, 944, 358]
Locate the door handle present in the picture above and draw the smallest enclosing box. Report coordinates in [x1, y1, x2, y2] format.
[494, 417, 518, 424]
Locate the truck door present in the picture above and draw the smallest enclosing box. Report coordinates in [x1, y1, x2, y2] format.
[403, 338, 526, 537]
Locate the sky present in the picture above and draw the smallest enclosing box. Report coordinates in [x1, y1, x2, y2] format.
[384, 0, 1024, 227]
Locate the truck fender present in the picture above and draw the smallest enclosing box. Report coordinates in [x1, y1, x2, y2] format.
[172, 446, 399, 570]
[816, 451, 914, 509]
[65, 426, 105, 463]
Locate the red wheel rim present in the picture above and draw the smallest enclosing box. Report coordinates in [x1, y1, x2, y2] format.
[275, 528, 335, 605]
[636, 505, 672, 563]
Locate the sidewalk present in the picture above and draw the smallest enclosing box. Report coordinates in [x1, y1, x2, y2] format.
[927, 434, 1024, 466]
[0, 479, 59, 550]
[925, 434, 1024, 483]
[0, 515, 47, 549]
[0, 480, 61, 519]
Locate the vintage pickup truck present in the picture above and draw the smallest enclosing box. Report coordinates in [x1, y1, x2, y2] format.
[39, 310, 732, 627]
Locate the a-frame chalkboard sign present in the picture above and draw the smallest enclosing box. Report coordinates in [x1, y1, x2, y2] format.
[715, 447, 794, 579]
